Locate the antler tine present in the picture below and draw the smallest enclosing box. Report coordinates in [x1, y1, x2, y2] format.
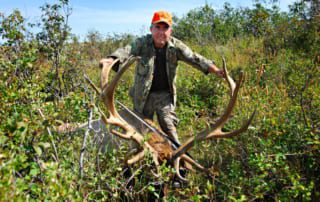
[126, 150, 145, 165]
[101, 58, 120, 90]
[206, 109, 256, 139]
[174, 157, 188, 182]
[180, 154, 208, 173]
[172, 59, 253, 161]
[209, 71, 243, 130]
[100, 58, 118, 117]
[103, 56, 137, 119]
[222, 57, 236, 97]
[174, 153, 211, 182]
[99, 56, 139, 140]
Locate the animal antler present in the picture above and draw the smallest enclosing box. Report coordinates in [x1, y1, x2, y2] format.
[97, 56, 255, 182]
[99, 56, 162, 169]
[171, 59, 256, 181]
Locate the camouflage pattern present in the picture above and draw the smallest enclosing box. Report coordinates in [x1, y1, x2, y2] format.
[109, 34, 215, 114]
[142, 91, 180, 144]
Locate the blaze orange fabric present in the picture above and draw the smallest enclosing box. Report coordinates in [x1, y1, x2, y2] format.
[151, 11, 172, 26]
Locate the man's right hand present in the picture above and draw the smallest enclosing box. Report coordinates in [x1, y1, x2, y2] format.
[99, 58, 114, 68]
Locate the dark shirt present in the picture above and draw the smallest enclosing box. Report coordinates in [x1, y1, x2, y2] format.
[150, 46, 170, 92]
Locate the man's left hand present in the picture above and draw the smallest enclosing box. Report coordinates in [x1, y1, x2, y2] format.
[208, 64, 225, 78]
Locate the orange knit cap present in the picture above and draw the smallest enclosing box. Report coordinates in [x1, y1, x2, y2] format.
[151, 11, 172, 26]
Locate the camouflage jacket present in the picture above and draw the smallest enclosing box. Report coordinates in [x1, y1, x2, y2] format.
[109, 34, 215, 113]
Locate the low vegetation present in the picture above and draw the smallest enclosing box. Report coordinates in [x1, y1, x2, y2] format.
[1, 0, 319, 201]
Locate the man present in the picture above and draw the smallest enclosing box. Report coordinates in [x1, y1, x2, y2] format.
[99, 11, 225, 145]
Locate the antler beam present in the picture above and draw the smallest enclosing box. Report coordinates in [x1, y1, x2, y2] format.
[172, 58, 256, 161]
[96, 56, 255, 182]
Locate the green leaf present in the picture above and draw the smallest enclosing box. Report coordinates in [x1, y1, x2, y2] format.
[30, 167, 39, 176]
[39, 142, 51, 149]
[148, 185, 155, 192]
[33, 145, 42, 156]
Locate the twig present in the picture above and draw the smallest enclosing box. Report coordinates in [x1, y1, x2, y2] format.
[79, 127, 90, 178]
[96, 130, 106, 189]
[136, 181, 164, 195]
[84, 73, 101, 95]
[79, 105, 95, 178]
[124, 164, 148, 188]
[79, 74, 98, 178]
[38, 109, 60, 162]
[267, 150, 318, 158]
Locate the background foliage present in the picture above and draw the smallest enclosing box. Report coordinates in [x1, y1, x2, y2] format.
[1, 0, 319, 201]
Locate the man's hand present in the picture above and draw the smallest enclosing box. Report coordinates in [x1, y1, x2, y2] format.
[208, 64, 225, 78]
[99, 58, 114, 69]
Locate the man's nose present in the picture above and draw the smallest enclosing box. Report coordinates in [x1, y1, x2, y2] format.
[158, 29, 166, 34]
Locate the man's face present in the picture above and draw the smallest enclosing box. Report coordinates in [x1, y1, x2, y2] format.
[150, 22, 172, 48]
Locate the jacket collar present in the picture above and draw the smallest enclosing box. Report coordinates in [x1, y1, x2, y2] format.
[167, 36, 175, 49]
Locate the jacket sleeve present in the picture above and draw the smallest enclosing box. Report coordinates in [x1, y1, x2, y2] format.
[108, 37, 142, 71]
[176, 40, 215, 74]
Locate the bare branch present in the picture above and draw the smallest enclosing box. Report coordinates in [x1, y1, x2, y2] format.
[38, 109, 59, 162]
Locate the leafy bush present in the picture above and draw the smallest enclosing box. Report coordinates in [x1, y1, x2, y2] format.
[1, 0, 319, 201]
